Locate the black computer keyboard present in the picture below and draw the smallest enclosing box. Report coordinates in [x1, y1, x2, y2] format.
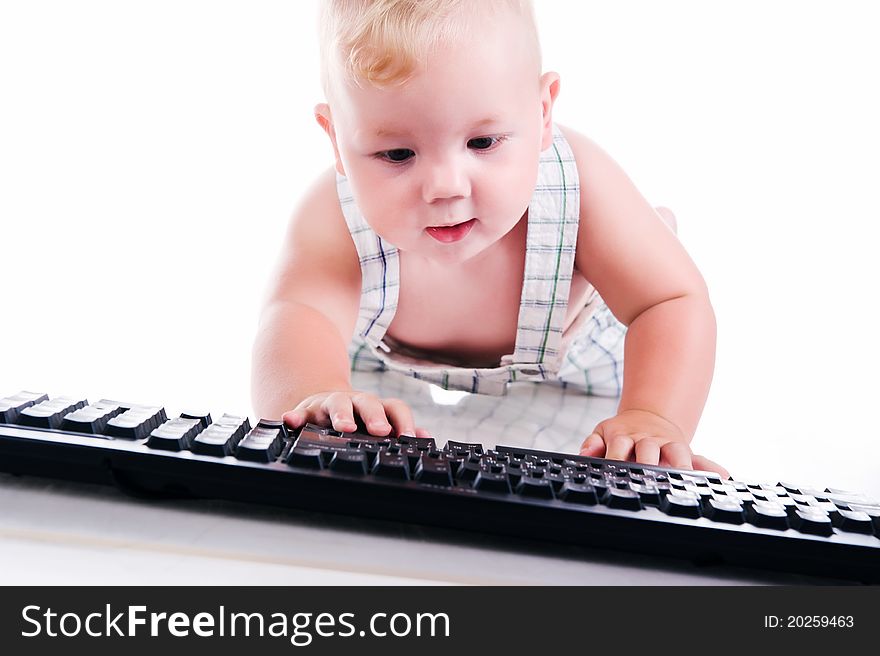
[1, 391, 878, 583]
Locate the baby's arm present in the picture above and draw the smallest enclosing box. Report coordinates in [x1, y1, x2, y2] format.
[562, 128, 726, 476]
[250, 168, 421, 437]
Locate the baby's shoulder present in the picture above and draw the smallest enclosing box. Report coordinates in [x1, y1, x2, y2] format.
[554, 123, 635, 216]
[287, 166, 351, 249]
[259, 166, 360, 338]
[279, 166, 360, 276]
[274, 165, 360, 294]
[555, 123, 605, 183]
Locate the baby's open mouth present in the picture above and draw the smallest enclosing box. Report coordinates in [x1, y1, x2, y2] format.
[425, 218, 477, 244]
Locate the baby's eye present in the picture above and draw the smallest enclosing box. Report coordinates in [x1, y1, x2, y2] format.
[380, 148, 415, 163]
[468, 136, 503, 150]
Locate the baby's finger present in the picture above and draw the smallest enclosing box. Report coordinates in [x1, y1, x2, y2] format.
[692, 454, 730, 479]
[351, 393, 392, 436]
[579, 433, 605, 457]
[605, 435, 635, 462]
[281, 409, 304, 429]
[321, 393, 358, 433]
[284, 395, 324, 428]
[381, 397, 416, 437]
[634, 439, 661, 466]
[660, 441, 693, 470]
[286, 397, 328, 428]
[414, 427, 432, 439]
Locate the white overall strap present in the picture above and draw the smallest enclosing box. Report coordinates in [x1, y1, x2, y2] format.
[508, 123, 581, 371]
[336, 173, 400, 353]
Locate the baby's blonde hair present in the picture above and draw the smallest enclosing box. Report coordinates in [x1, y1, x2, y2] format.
[318, 0, 540, 102]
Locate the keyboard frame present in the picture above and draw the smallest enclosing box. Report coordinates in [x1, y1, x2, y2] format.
[1, 420, 878, 584]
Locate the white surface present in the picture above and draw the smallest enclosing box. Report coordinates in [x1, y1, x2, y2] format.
[1, 1, 879, 582]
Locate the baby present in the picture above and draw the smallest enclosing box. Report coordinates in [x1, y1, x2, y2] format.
[251, 0, 726, 476]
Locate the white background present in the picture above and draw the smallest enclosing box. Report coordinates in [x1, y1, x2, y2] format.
[2, 1, 878, 496]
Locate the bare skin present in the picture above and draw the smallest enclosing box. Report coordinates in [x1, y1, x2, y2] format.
[251, 8, 727, 477]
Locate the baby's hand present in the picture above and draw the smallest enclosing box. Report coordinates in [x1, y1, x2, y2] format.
[579, 409, 729, 478]
[282, 390, 430, 438]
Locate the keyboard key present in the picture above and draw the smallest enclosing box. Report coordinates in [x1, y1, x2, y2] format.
[105, 405, 167, 439]
[704, 497, 746, 524]
[746, 501, 789, 530]
[391, 444, 420, 470]
[192, 414, 250, 456]
[444, 440, 483, 456]
[825, 491, 878, 508]
[832, 509, 875, 535]
[361, 441, 389, 469]
[689, 485, 715, 506]
[562, 460, 589, 474]
[557, 481, 598, 506]
[147, 416, 203, 451]
[60, 402, 124, 434]
[589, 474, 609, 496]
[630, 482, 661, 506]
[790, 509, 834, 537]
[371, 451, 410, 480]
[329, 450, 368, 476]
[413, 454, 453, 486]
[710, 483, 738, 496]
[798, 488, 830, 502]
[515, 473, 555, 500]
[235, 420, 286, 463]
[790, 493, 819, 507]
[396, 434, 436, 452]
[455, 457, 482, 482]
[473, 469, 511, 494]
[0, 391, 48, 423]
[544, 468, 567, 493]
[814, 501, 841, 523]
[526, 455, 551, 470]
[18, 397, 87, 429]
[602, 487, 641, 511]
[286, 445, 324, 470]
[503, 459, 523, 482]
[843, 504, 880, 533]
[660, 492, 702, 519]
[486, 452, 509, 465]
[180, 412, 212, 430]
[771, 494, 797, 510]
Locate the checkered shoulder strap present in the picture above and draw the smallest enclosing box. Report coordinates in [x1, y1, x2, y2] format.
[335, 172, 400, 351]
[509, 124, 581, 367]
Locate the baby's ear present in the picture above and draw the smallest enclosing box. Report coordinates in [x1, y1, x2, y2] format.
[539, 72, 561, 151]
[314, 103, 346, 176]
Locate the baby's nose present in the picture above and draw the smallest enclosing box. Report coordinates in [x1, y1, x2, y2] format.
[421, 162, 471, 203]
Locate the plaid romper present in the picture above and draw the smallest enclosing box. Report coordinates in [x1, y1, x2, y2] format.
[337, 124, 626, 397]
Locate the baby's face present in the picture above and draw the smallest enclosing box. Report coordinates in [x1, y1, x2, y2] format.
[319, 14, 558, 265]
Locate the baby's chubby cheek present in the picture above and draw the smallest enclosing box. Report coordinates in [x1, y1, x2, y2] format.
[481, 159, 540, 223]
